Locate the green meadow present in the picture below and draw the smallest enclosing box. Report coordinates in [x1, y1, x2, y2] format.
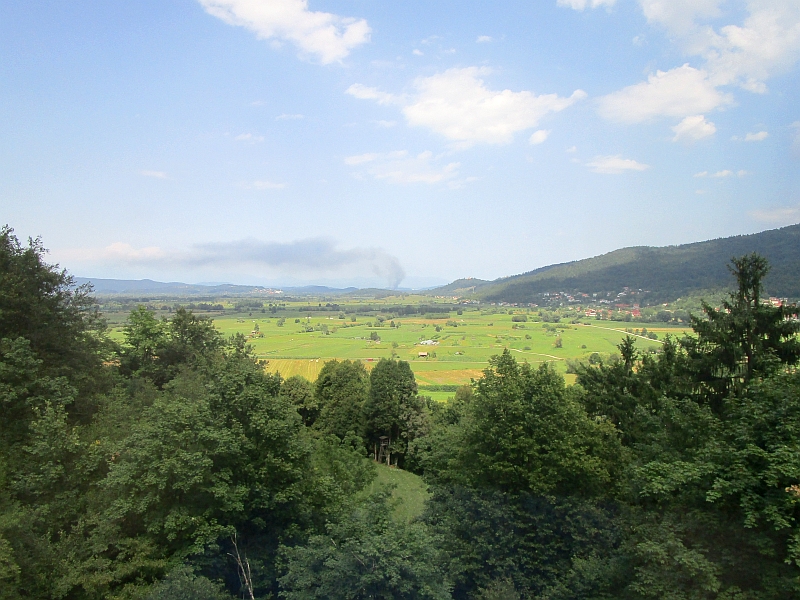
[104, 297, 691, 391]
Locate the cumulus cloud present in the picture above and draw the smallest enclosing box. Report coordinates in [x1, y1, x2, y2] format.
[594, 2, 800, 138]
[637, 0, 723, 35]
[276, 113, 304, 120]
[345, 83, 399, 106]
[557, 0, 617, 10]
[347, 68, 584, 147]
[697, 169, 748, 178]
[636, 1, 800, 92]
[671, 114, 716, 142]
[529, 129, 551, 145]
[344, 150, 461, 185]
[140, 170, 168, 179]
[198, 0, 371, 64]
[745, 131, 769, 141]
[476, 35, 493, 43]
[403, 68, 585, 146]
[586, 155, 650, 174]
[598, 64, 732, 122]
[344, 152, 380, 166]
[61, 238, 406, 288]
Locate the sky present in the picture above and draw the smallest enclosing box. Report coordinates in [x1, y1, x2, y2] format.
[1, 0, 799, 289]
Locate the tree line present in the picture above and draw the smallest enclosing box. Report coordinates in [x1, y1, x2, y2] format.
[2, 224, 800, 599]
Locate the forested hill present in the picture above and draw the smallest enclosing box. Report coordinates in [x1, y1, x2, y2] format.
[443, 223, 800, 303]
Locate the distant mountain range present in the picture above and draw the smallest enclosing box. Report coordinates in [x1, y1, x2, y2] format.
[76, 224, 800, 303]
[429, 223, 800, 303]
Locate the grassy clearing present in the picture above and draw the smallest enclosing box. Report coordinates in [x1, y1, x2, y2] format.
[365, 464, 429, 522]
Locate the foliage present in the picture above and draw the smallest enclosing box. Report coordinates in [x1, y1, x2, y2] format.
[4, 240, 800, 599]
[682, 254, 800, 408]
[0, 225, 108, 393]
[120, 307, 223, 387]
[451, 351, 623, 497]
[422, 485, 621, 599]
[362, 359, 430, 468]
[143, 566, 232, 600]
[282, 375, 318, 426]
[279, 490, 451, 600]
[314, 360, 369, 442]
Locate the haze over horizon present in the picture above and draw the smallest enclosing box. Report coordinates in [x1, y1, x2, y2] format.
[2, 0, 799, 288]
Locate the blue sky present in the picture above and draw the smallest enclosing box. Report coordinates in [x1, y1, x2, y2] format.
[1, 0, 799, 289]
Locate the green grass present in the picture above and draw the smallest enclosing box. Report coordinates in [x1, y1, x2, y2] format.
[365, 464, 429, 522]
[102, 300, 691, 389]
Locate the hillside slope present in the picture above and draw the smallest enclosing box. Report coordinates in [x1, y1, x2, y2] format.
[444, 224, 800, 303]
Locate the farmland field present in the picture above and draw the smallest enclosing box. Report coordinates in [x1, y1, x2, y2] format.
[103, 297, 691, 392]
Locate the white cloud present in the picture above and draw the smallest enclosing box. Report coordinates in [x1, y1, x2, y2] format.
[566, 145, 578, 153]
[276, 113, 304, 120]
[598, 64, 732, 122]
[345, 83, 399, 106]
[529, 129, 551, 145]
[344, 152, 383, 166]
[344, 150, 461, 185]
[402, 67, 585, 146]
[412, 49, 423, 56]
[375, 120, 397, 128]
[750, 204, 800, 224]
[235, 133, 265, 142]
[671, 114, 716, 142]
[348, 68, 584, 147]
[637, 1, 800, 92]
[697, 169, 749, 178]
[637, 0, 723, 35]
[140, 170, 168, 179]
[476, 35, 493, 43]
[557, 0, 617, 10]
[586, 155, 650, 174]
[198, 0, 371, 64]
[744, 130, 769, 141]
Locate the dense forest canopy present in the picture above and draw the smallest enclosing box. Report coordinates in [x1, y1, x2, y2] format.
[2, 225, 800, 599]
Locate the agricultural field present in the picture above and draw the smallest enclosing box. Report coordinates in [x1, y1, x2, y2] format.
[102, 297, 692, 395]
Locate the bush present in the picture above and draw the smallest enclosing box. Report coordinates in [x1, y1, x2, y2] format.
[511, 315, 528, 322]
[144, 567, 231, 600]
